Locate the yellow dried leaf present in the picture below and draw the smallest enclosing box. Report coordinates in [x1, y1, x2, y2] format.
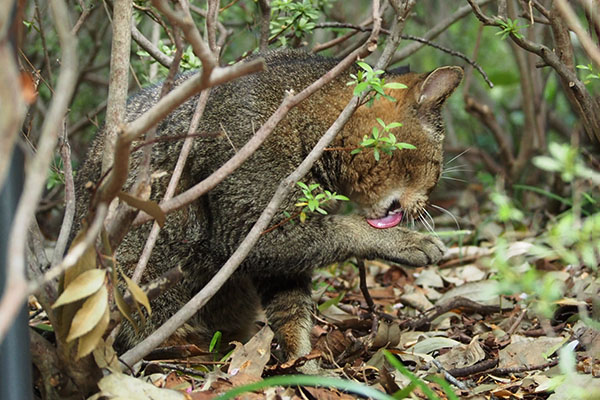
[66, 285, 108, 342]
[113, 285, 139, 333]
[76, 305, 109, 359]
[53, 269, 106, 308]
[122, 274, 151, 316]
[118, 191, 166, 228]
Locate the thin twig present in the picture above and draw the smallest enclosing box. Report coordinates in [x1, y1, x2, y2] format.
[392, 0, 494, 63]
[431, 359, 468, 390]
[314, 23, 493, 87]
[51, 121, 76, 267]
[71, 0, 92, 35]
[132, 89, 212, 283]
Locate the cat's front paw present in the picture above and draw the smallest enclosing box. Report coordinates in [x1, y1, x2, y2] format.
[389, 232, 446, 266]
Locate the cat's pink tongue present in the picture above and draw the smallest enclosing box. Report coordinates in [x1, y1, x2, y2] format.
[366, 212, 402, 229]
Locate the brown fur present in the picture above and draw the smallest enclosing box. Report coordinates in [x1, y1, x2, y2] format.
[74, 50, 462, 373]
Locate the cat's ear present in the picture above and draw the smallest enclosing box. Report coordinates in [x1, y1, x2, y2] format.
[417, 66, 463, 108]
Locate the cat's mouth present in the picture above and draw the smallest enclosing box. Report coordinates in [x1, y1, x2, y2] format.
[366, 200, 403, 229]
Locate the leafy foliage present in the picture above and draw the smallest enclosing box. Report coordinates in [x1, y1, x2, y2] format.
[295, 182, 349, 222]
[347, 61, 408, 106]
[351, 118, 416, 161]
[495, 17, 528, 40]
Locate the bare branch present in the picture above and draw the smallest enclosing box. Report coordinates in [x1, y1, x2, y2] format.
[132, 24, 173, 69]
[132, 89, 212, 283]
[72, 0, 92, 35]
[152, 0, 216, 86]
[51, 122, 76, 267]
[392, 0, 494, 63]
[0, 0, 78, 343]
[205, 0, 219, 52]
[102, 0, 133, 174]
[257, 0, 271, 51]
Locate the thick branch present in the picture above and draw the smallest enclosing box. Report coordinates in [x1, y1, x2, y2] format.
[102, 0, 133, 173]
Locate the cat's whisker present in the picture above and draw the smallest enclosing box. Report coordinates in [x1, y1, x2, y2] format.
[419, 212, 438, 237]
[430, 203, 461, 230]
[423, 209, 436, 230]
[440, 176, 467, 183]
[442, 164, 470, 174]
[445, 148, 470, 166]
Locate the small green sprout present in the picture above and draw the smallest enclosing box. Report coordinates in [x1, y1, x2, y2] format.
[495, 18, 528, 40]
[295, 182, 349, 222]
[351, 118, 415, 161]
[576, 63, 600, 85]
[347, 61, 407, 106]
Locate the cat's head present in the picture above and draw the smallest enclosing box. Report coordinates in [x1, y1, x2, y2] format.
[340, 66, 463, 228]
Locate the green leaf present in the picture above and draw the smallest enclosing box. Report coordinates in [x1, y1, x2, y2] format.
[533, 156, 562, 172]
[209, 331, 222, 352]
[296, 181, 308, 190]
[317, 291, 345, 312]
[363, 138, 376, 146]
[376, 118, 385, 127]
[353, 82, 369, 96]
[350, 148, 362, 155]
[384, 351, 441, 400]
[373, 148, 380, 162]
[357, 61, 373, 73]
[386, 122, 403, 129]
[398, 143, 416, 150]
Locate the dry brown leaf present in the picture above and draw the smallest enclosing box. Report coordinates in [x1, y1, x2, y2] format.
[436, 336, 485, 370]
[228, 325, 273, 378]
[90, 372, 186, 400]
[52, 269, 106, 308]
[372, 321, 401, 348]
[118, 191, 166, 227]
[77, 305, 110, 359]
[122, 272, 152, 315]
[66, 285, 108, 342]
[498, 335, 566, 369]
